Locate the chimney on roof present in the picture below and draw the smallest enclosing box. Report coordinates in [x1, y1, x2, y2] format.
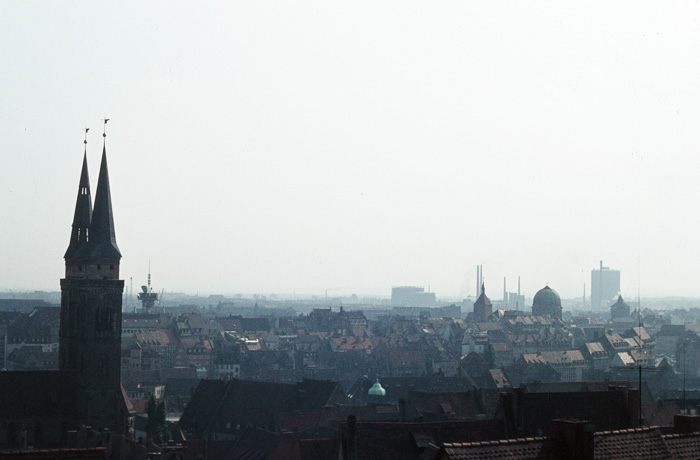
[347, 415, 357, 460]
[550, 419, 595, 460]
[501, 392, 516, 438]
[674, 414, 700, 434]
[627, 387, 640, 428]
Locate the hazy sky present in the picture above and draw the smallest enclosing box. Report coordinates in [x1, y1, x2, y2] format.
[2, 2, 700, 300]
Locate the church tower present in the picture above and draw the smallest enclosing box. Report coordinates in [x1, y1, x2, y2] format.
[473, 283, 492, 322]
[59, 126, 127, 431]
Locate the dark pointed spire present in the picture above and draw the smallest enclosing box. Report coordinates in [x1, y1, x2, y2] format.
[65, 137, 93, 259]
[474, 282, 492, 307]
[89, 134, 121, 259]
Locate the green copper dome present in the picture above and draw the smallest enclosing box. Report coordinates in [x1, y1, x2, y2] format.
[532, 285, 562, 319]
[533, 285, 561, 307]
[368, 378, 386, 396]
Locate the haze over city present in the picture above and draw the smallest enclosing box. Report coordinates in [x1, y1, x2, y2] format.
[2, 2, 700, 299]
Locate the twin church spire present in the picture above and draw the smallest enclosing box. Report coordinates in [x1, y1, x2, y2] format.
[64, 123, 121, 265]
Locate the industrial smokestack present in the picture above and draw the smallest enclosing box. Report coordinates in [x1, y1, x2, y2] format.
[476, 265, 480, 297]
[600, 260, 604, 310]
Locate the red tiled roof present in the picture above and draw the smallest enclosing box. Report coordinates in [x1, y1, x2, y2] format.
[594, 426, 672, 459]
[389, 350, 426, 368]
[664, 431, 700, 460]
[130, 398, 149, 414]
[442, 437, 552, 459]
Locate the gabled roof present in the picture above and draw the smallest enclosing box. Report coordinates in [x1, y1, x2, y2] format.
[487, 369, 511, 389]
[473, 284, 492, 308]
[409, 390, 485, 420]
[616, 351, 636, 366]
[584, 342, 607, 355]
[177, 380, 227, 436]
[179, 378, 343, 437]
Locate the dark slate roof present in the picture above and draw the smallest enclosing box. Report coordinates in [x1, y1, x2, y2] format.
[88, 146, 121, 259]
[342, 420, 508, 460]
[222, 426, 294, 460]
[240, 317, 271, 332]
[298, 437, 339, 460]
[0, 447, 108, 459]
[655, 324, 686, 337]
[164, 378, 202, 397]
[177, 380, 227, 436]
[409, 390, 485, 420]
[179, 378, 343, 438]
[0, 370, 77, 417]
[0, 299, 53, 314]
[64, 151, 93, 260]
[216, 315, 243, 331]
[7, 307, 60, 343]
[505, 389, 633, 437]
[473, 285, 492, 308]
[346, 375, 476, 405]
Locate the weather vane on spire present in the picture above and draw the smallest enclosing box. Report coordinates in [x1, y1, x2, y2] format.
[102, 118, 110, 138]
[84, 127, 90, 145]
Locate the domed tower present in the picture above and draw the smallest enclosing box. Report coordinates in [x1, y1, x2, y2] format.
[532, 285, 562, 319]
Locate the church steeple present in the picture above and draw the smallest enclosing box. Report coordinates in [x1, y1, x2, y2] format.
[60, 121, 128, 431]
[65, 135, 93, 260]
[473, 282, 493, 321]
[89, 142, 121, 259]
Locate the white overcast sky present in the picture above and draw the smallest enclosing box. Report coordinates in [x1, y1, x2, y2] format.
[1, 2, 700, 300]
